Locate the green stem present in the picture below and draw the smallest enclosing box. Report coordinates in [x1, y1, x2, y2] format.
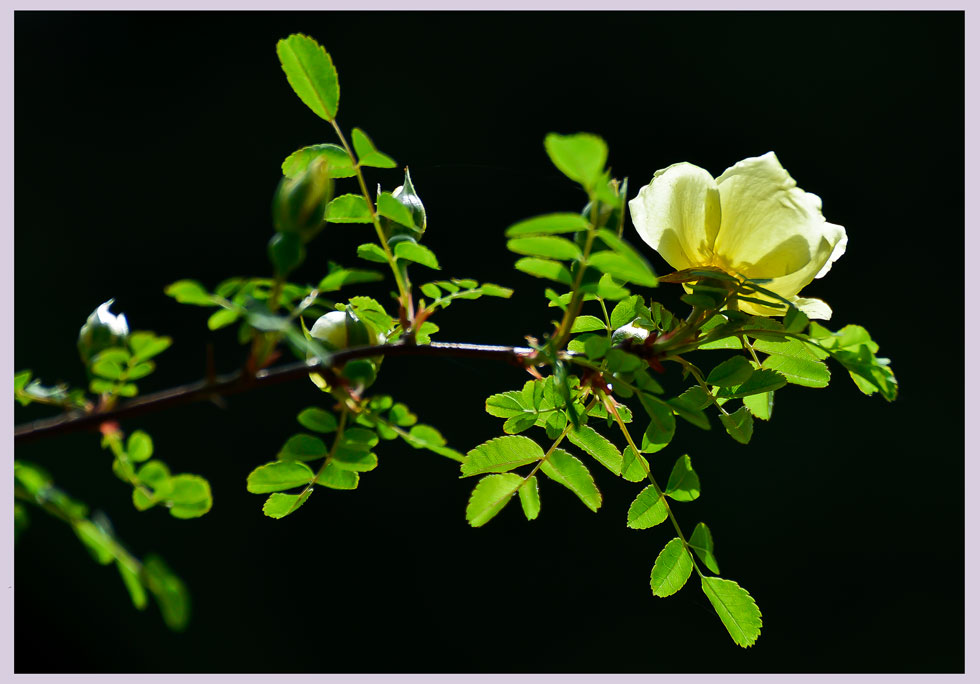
[553, 197, 600, 349]
[328, 120, 414, 323]
[600, 392, 704, 575]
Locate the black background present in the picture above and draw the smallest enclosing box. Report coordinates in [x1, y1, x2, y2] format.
[14, 11, 964, 674]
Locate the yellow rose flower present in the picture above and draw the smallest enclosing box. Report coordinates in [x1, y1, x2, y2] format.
[628, 152, 847, 320]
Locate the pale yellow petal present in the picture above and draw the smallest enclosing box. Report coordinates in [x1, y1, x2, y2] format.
[713, 152, 833, 280]
[751, 221, 846, 300]
[628, 162, 721, 272]
[792, 297, 833, 320]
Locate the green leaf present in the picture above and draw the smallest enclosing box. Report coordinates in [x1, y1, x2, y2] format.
[116, 561, 147, 610]
[126, 430, 153, 463]
[388, 402, 418, 426]
[505, 212, 590, 237]
[666, 395, 711, 430]
[282, 143, 356, 179]
[587, 251, 657, 287]
[262, 490, 313, 519]
[420, 282, 442, 299]
[207, 308, 240, 331]
[142, 554, 190, 631]
[506, 236, 583, 261]
[297, 407, 338, 433]
[689, 522, 720, 574]
[566, 425, 622, 477]
[325, 194, 373, 223]
[348, 296, 394, 333]
[318, 267, 384, 292]
[518, 476, 541, 521]
[783, 305, 808, 333]
[514, 257, 573, 285]
[377, 191, 418, 228]
[402, 424, 464, 461]
[596, 273, 631, 300]
[485, 391, 526, 419]
[503, 412, 537, 434]
[73, 520, 114, 565]
[465, 473, 524, 527]
[331, 447, 378, 472]
[626, 484, 668, 529]
[91, 358, 124, 380]
[351, 128, 396, 168]
[14, 370, 31, 392]
[724, 369, 787, 398]
[317, 462, 359, 489]
[609, 295, 644, 329]
[705, 356, 754, 387]
[394, 241, 440, 270]
[277, 434, 328, 462]
[461, 435, 544, 477]
[743, 391, 774, 420]
[605, 348, 644, 373]
[719, 407, 754, 445]
[639, 398, 675, 454]
[247, 461, 315, 494]
[356, 243, 389, 263]
[665, 454, 700, 502]
[701, 577, 763, 648]
[164, 280, 214, 306]
[136, 460, 171, 490]
[540, 448, 601, 512]
[754, 338, 830, 388]
[167, 475, 213, 519]
[650, 538, 694, 598]
[276, 33, 339, 121]
[544, 132, 607, 189]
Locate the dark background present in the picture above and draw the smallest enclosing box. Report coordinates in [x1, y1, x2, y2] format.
[14, 11, 964, 674]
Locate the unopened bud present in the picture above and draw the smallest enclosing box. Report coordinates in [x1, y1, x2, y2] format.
[78, 299, 129, 363]
[611, 322, 649, 347]
[272, 157, 334, 237]
[392, 168, 426, 234]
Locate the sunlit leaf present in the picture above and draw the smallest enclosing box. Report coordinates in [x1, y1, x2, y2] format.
[276, 33, 339, 120]
[650, 538, 693, 598]
[626, 484, 668, 529]
[465, 473, 524, 527]
[461, 435, 544, 477]
[540, 448, 601, 512]
[701, 577, 763, 648]
[518, 476, 541, 521]
[665, 454, 700, 501]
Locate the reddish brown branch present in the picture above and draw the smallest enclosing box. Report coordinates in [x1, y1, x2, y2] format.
[14, 342, 538, 446]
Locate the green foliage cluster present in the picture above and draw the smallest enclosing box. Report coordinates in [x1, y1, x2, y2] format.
[14, 32, 897, 652]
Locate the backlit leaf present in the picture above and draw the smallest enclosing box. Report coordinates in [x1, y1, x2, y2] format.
[627, 484, 668, 529]
[262, 490, 313, 519]
[325, 194, 373, 223]
[505, 212, 590, 237]
[518, 476, 541, 521]
[506, 236, 582, 261]
[461, 435, 544, 477]
[650, 538, 693, 598]
[282, 143, 355, 179]
[689, 522, 720, 574]
[701, 577, 763, 648]
[394, 241, 440, 270]
[351, 128, 396, 168]
[514, 257, 573, 285]
[540, 448, 601, 512]
[544, 132, 607, 189]
[247, 461, 315, 494]
[665, 454, 700, 501]
[466, 473, 524, 527]
[276, 33, 339, 120]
